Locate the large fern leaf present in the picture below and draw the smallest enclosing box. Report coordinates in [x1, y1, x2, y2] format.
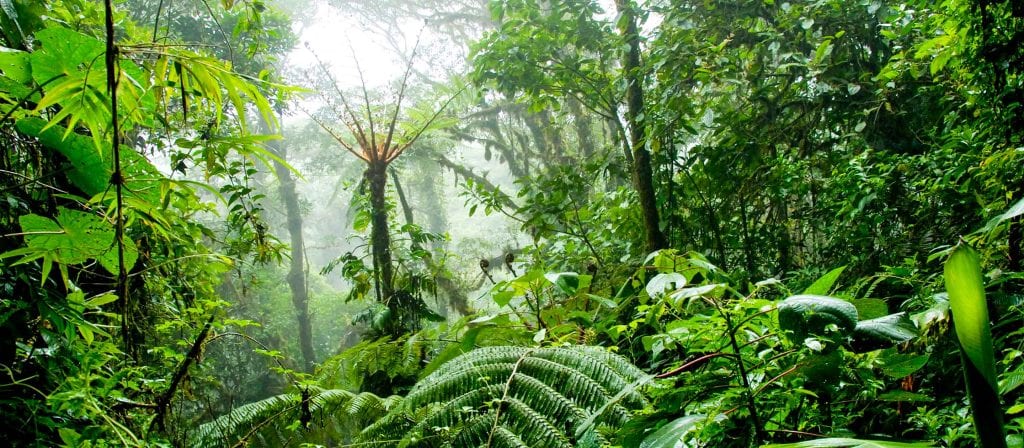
[189, 387, 400, 448]
[361, 345, 649, 447]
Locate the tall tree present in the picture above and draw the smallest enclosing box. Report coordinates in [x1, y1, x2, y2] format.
[309, 49, 459, 333]
[615, 0, 667, 252]
[266, 121, 316, 372]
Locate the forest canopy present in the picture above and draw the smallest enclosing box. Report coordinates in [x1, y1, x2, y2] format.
[0, 0, 1022, 447]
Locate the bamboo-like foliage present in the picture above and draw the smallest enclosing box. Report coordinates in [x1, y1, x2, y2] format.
[360, 345, 649, 447]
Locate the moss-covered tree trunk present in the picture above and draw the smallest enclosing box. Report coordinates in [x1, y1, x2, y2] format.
[367, 161, 394, 302]
[267, 131, 316, 373]
[615, 0, 667, 253]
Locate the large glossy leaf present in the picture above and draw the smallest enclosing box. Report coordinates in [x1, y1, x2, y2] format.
[778, 295, 858, 342]
[762, 437, 935, 447]
[646, 272, 686, 298]
[879, 352, 930, 379]
[943, 243, 1007, 448]
[944, 244, 998, 390]
[16, 118, 162, 203]
[0, 46, 30, 83]
[851, 312, 918, 351]
[849, 298, 889, 320]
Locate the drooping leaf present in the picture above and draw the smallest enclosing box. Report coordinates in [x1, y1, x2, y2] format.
[851, 313, 918, 351]
[640, 414, 715, 448]
[978, 197, 1024, 233]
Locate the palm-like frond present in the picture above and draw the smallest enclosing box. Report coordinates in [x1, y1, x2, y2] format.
[362, 345, 649, 447]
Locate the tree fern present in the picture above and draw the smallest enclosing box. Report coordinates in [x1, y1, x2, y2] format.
[189, 387, 399, 448]
[361, 345, 649, 447]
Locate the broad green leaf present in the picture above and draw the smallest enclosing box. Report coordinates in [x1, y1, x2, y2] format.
[670, 283, 725, 303]
[84, 293, 118, 308]
[0, 46, 30, 83]
[850, 298, 889, 320]
[492, 290, 514, 307]
[17, 207, 137, 276]
[640, 414, 709, 448]
[1002, 371, 1024, 395]
[778, 295, 858, 342]
[802, 266, 846, 295]
[29, 27, 104, 85]
[944, 244, 998, 390]
[814, 39, 833, 64]
[352, 209, 370, 232]
[646, 272, 686, 298]
[852, 313, 918, 351]
[17, 117, 107, 194]
[96, 235, 139, 276]
[15, 118, 162, 204]
[762, 437, 935, 447]
[944, 243, 1007, 448]
[879, 352, 930, 378]
[545, 271, 582, 295]
[57, 428, 80, 445]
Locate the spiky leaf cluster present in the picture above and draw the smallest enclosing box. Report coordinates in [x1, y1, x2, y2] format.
[361, 345, 649, 448]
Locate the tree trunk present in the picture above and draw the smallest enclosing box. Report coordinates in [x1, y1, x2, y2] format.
[391, 167, 471, 316]
[569, 97, 595, 160]
[267, 133, 316, 373]
[367, 161, 394, 301]
[615, 0, 667, 253]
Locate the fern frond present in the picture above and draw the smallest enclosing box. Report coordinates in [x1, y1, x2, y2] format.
[190, 393, 298, 448]
[366, 345, 648, 447]
[190, 387, 401, 447]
